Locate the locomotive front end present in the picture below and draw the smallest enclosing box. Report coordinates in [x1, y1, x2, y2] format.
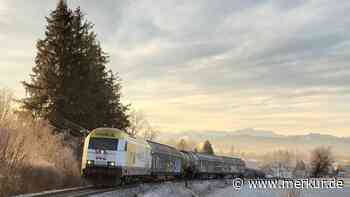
[81, 128, 129, 185]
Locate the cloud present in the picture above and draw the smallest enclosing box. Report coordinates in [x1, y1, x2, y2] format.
[1, 0, 350, 135]
[101, 0, 350, 96]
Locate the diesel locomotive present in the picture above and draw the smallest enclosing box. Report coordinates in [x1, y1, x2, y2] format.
[81, 128, 246, 185]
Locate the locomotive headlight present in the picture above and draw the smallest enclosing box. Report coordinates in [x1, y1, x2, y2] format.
[108, 161, 115, 167]
[87, 160, 94, 165]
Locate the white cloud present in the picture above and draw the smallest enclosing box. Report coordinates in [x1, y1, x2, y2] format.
[1, 0, 350, 135]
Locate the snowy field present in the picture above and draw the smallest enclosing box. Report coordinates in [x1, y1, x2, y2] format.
[91, 179, 350, 197]
[210, 179, 350, 197]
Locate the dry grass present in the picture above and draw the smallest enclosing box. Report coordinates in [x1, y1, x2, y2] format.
[0, 116, 83, 196]
[0, 127, 26, 196]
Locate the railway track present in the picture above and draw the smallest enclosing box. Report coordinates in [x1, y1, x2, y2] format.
[13, 185, 117, 197]
[13, 178, 232, 197]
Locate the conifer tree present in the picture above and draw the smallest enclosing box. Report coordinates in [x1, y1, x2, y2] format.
[22, 0, 129, 131]
[201, 140, 215, 155]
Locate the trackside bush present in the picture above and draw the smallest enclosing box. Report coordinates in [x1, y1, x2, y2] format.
[0, 116, 82, 196]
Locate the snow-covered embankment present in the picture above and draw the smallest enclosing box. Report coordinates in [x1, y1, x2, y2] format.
[90, 180, 230, 197]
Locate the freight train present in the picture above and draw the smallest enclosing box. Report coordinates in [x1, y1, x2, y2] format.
[81, 128, 248, 185]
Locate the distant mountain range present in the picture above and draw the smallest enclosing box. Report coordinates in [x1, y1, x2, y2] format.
[228, 128, 282, 137]
[157, 128, 350, 161]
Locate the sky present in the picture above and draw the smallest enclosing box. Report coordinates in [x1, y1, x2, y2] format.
[0, 0, 350, 136]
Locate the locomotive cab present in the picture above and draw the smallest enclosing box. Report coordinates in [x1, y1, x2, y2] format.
[81, 128, 128, 178]
[81, 128, 152, 185]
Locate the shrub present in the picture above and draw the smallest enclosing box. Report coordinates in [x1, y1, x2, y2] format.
[0, 116, 83, 196]
[310, 146, 334, 178]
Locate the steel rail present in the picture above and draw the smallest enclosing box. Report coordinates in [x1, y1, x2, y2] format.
[13, 185, 115, 197]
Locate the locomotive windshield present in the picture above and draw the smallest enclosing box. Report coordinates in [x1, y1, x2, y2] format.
[88, 138, 118, 150]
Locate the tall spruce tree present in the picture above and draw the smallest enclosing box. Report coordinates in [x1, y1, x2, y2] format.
[22, 0, 129, 131]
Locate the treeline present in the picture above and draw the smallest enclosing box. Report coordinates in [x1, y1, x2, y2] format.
[175, 138, 215, 155]
[260, 147, 338, 178]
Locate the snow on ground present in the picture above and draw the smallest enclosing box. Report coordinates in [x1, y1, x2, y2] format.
[91, 179, 350, 197]
[208, 185, 350, 197]
[207, 179, 350, 197]
[90, 180, 230, 197]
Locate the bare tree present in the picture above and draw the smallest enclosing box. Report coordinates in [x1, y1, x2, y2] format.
[260, 150, 294, 178]
[0, 88, 13, 126]
[127, 109, 159, 140]
[293, 160, 308, 178]
[0, 130, 26, 172]
[127, 109, 148, 137]
[310, 146, 334, 177]
[143, 123, 159, 141]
